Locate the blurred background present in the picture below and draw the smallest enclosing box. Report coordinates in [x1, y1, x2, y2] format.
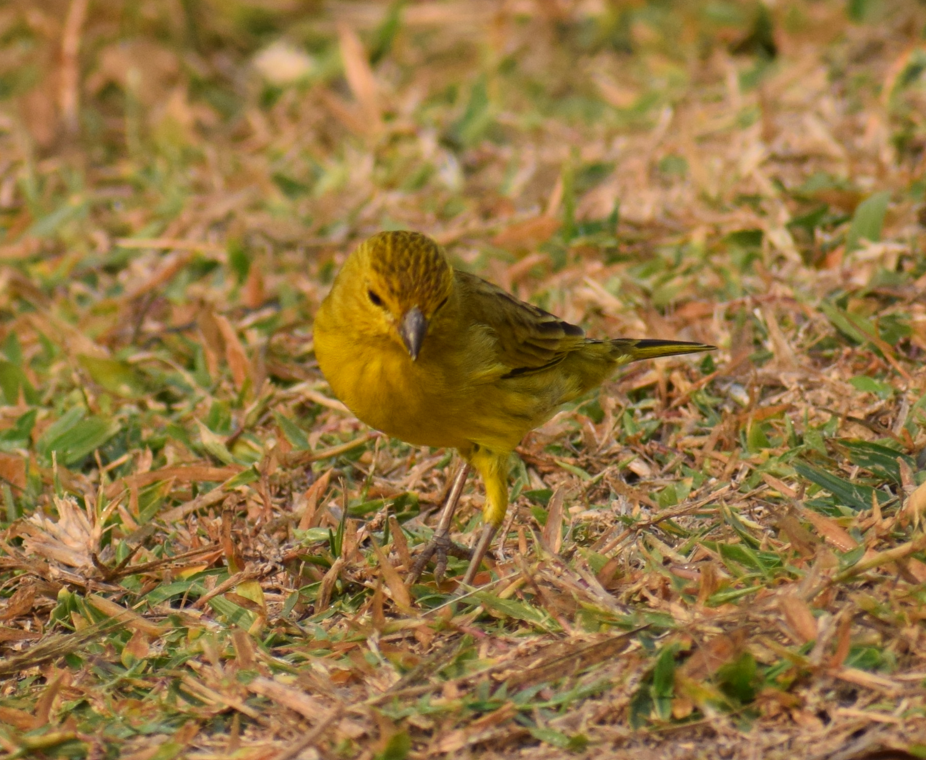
[2, 1, 926, 757]
[2, 0, 923, 312]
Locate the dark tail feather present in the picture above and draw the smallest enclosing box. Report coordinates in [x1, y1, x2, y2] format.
[610, 338, 716, 362]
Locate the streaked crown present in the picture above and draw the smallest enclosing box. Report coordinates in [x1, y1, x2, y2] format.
[360, 231, 453, 315]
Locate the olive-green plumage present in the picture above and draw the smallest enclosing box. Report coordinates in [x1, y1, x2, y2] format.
[314, 230, 714, 583]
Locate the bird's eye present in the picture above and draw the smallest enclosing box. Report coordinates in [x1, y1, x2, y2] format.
[368, 289, 384, 307]
[436, 296, 449, 311]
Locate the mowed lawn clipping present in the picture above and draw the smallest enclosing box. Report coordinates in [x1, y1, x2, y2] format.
[1, 2, 925, 758]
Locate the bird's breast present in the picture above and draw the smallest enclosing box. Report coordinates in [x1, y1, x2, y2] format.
[321, 338, 466, 449]
[317, 323, 546, 453]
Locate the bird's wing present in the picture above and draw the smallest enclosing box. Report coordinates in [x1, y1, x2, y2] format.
[455, 270, 587, 377]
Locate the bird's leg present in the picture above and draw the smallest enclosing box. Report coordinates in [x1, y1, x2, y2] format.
[408, 463, 472, 583]
[461, 523, 498, 586]
[456, 446, 510, 587]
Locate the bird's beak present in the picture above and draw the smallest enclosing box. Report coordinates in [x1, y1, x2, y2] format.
[399, 306, 428, 361]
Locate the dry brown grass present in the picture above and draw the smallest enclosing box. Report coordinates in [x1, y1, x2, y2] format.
[1, 1, 925, 758]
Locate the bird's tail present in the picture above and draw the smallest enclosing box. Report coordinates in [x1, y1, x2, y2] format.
[609, 338, 716, 363]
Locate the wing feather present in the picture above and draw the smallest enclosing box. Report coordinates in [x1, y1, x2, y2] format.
[455, 270, 586, 376]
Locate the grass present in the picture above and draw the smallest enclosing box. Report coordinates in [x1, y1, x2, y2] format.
[1, 0, 926, 757]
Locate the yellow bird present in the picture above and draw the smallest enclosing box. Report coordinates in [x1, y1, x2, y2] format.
[314, 230, 714, 585]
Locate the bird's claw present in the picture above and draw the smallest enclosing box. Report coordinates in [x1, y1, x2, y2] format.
[408, 531, 472, 584]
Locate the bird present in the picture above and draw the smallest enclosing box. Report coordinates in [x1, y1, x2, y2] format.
[313, 230, 715, 586]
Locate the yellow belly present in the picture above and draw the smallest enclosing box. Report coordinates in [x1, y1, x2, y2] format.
[316, 333, 547, 453]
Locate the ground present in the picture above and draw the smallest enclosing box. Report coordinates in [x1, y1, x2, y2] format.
[0, 1, 925, 758]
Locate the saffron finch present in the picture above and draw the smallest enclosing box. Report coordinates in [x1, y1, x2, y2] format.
[314, 230, 715, 585]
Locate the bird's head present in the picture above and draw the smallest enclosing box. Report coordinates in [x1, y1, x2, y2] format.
[349, 231, 455, 361]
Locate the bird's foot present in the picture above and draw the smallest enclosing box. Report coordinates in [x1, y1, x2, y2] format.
[408, 531, 472, 584]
